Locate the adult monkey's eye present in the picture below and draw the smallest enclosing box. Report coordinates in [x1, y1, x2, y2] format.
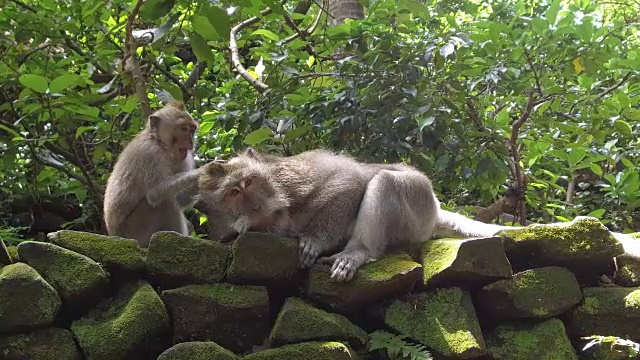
[181, 125, 189, 132]
[230, 189, 240, 196]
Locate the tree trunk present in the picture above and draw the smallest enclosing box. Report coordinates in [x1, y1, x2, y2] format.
[328, 0, 364, 26]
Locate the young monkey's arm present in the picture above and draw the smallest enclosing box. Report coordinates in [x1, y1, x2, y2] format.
[146, 168, 202, 207]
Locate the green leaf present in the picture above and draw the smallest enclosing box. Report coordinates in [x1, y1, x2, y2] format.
[590, 163, 603, 176]
[50, 74, 80, 93]
[204, 5, 231, 41]
[587, 208, 606, 219]
[546, 0, 562, 25]
[418, 115, 435, 131]
[284, 124, 312, 143]
[75, 126, 94, 138]
[243, 128, 272, 145]
[19, 74, 49, 93]
[190, 32, 215, 63]
[192, 15, 221, 41]
[250, 29, 280, 42]
[613, 119, 633, 136]
[140, 0, 175, 21]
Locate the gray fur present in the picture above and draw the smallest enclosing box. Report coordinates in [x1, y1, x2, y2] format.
[103, 103, 200, 247]
[198, 149, 439, 281]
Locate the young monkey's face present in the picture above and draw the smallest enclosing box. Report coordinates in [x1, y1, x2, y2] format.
[199, 159, 290, 233]
[148, 101, 198, 161]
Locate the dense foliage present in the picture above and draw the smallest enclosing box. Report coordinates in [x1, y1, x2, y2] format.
[0, 0, 638, 239]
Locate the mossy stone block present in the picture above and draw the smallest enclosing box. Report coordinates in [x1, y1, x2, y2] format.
[157, 341, 239, 360]
[477, 266, 582, 321]
[243, 341, 358, 360]
[226, 232, 298, 285]
[0, 238, 11, 266]
[384, 287, 486, 359]
[0, 327, 83, 360]
[146, 231, 230, 288]
[567, 287, 640, 341]
[6, 245, 18, 262]
[306, 252, 421, 312]
[0, 262, 61, 334]
[421, 236, 512, 288]
[161, 283, 269, 352]
[70, 280, 171, 360]
[17, 241, 109, 309]
[48, 229, 145, 278]
[486, 318, 577, 360]
[499, 217, 624, 274]
[268, 297, 368, 348]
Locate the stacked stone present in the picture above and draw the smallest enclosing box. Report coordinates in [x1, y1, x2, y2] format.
[0, 216, 638, 359]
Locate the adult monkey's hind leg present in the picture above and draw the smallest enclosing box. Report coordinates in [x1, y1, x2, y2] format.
[319, 169, 438, 281]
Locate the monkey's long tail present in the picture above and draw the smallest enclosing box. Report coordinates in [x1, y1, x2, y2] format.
[614, 233, 640, 260]
[432, 209, 523, 239]
[434, 209, 640, 260]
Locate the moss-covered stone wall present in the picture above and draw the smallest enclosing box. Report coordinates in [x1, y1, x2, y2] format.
[0, 216, 639, 359]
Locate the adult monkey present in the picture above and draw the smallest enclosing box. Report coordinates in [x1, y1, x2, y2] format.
[196, 148, 640, 281]
[103, 101, 202, 247]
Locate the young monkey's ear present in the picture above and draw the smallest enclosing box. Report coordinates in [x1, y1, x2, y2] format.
[149, 115, 162, 129]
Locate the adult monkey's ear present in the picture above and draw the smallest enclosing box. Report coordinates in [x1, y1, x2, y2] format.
[204, 161, 227, 177]
[166, 99, 185, 110]
[244, 147, 260, 159]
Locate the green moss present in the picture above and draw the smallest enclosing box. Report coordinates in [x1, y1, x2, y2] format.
[162, 283, 268, 307]
[243, 341, 357, 360]
[421, 237, 512, 288]
[227, 232, 299, 285]
[487, 318, 577, 360]
[157, 341, 238, 360]
[6, 245, 18, 262]
[421, 240, 459, 284]
[477, 267, 582, 320]
[17, 241, 109, 305]
[70, 280, 170, 360]
[568, 287, 640, 340]
[146, 231, 230, 287]
[268, 297, 368, 348]
[629, 232, 640, 240]
[306, 252, 422, 311]
[161, 283, 270, 352]
[48, 230, 145, 275]
[0, 262, 61, 333]
[502, 217, 623, 256]
[0, 327, 82, 360]
[384, 287, 486, 358]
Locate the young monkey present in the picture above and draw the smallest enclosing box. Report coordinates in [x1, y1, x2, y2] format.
[103, 101, 202, 247]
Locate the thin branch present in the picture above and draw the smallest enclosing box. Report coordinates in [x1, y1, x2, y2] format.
[595, 72, 632, 100]
[125, 0, 152, 116]
[150, 60, 189, 97]
[89, 87, 123, 106]
[8, 0, 36, 13]
[523, 46, 543, 95]
[283, 1, 325, 44]
[465, 97, 485, 131]
[229, 6, 279, 92]
[184, 62, 207, 90]
[506, 91, 538, 224]
[18, 43, 53, 66]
